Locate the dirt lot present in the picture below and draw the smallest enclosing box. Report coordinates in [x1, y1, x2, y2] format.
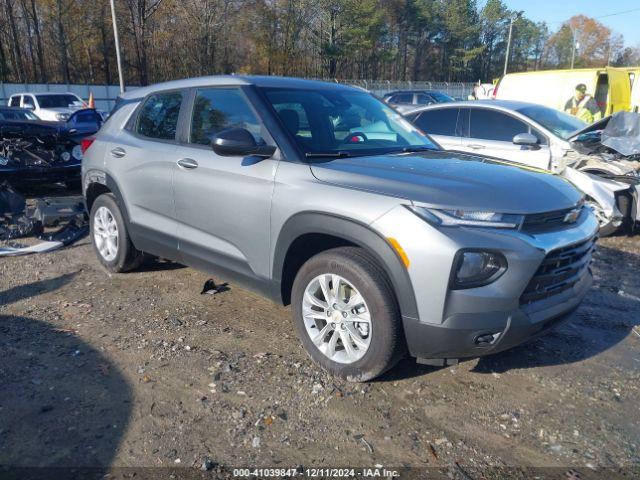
[1, 224, 640, 478]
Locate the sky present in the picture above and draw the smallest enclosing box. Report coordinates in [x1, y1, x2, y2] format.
[499, 0, 640, 47]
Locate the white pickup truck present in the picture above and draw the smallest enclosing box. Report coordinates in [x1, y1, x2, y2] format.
[7, 92, 86, 121]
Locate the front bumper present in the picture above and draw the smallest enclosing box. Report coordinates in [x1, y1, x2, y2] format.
[402, 268, 591, 360]
[371, 205, 599, 361]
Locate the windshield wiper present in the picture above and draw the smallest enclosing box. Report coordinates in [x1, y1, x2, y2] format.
[305, 151, 352, 158]
[399, 146, 436, 153]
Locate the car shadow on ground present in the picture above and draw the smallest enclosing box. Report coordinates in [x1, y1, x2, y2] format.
[381, 245, 640, 381]
[136, 255, 188, 273]
[0, 275, 132, 470]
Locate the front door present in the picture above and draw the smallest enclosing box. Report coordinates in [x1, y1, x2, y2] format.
[458, 108, 551, 170]
[173, 86, 278, 282]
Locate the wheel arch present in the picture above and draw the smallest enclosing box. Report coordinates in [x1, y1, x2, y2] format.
[273, 212, 419, 321]
[84, 171, 131, 225]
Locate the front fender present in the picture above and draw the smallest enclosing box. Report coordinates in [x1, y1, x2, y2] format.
[562, 167, 626, 220]
[272, 211, 419, 321]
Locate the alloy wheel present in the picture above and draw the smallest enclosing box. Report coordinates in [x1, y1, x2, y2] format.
[93, 206, 119, 261]
[302, 273, 372, 364]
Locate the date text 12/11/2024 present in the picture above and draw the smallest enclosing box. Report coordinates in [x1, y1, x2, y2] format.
[233, 468, 400, 477]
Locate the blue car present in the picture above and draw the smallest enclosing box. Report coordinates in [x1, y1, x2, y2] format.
[0, 108, 102, 187]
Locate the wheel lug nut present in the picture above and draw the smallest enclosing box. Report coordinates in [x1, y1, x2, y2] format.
[342, 311, 347, 318]
[340, 324, 346, 330]
[330, 322, 335, 328]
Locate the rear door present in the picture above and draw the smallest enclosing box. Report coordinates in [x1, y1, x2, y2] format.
[605, 67, 632, 115]
[411, 107, 461, 149]
[106, 89, 186, 258]
[172, 86, 277, 281]
[458, 107, 551, 169]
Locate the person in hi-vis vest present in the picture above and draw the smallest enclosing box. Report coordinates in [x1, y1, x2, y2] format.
[564, 83, 602, 123]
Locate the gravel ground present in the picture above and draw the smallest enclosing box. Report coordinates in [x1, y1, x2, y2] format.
[1, 227, 639, 478]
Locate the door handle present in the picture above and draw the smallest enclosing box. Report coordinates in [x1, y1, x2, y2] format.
[110, 147, 126, 158]
[466, 144, 485, 150]
[177, 158, 198, 169]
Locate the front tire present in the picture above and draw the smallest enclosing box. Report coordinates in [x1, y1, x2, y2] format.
[585, 196, 620, 236]
[291, 247, 404, 382]
[90, 193, 143, 273]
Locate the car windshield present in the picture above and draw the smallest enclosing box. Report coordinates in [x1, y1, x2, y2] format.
[0, 109, 39, 120]
[517, 105, 586, 140]
[261, 87, 438, 156]
[36, 94, 83, 109]
[429, 92, 454, 103]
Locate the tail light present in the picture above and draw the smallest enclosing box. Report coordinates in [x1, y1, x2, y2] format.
[80, 136, 95, 154]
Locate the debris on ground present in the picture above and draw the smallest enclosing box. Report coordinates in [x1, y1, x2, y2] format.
[0, 182, 87, 256]
[201, 279, 230, 295]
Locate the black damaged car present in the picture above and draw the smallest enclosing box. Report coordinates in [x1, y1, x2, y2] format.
[0, 108, 103, 187]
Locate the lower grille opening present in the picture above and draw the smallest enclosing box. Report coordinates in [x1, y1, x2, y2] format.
[520, 236, 596, 306]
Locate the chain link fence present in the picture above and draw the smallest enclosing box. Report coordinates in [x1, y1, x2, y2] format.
[1, 79, 476, 112]
[336, 80, 476, 99]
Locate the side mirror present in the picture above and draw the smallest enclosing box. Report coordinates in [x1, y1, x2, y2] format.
[513, 132, 540, 149]
[211, 128, 276, 158]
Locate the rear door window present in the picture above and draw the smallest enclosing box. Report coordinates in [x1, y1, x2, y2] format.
[468, 109, 528, 141]
[189, 88, 264, 146]
[389, 93, 413, 104]
[8, 96, 20, 107]
[413, 108, 459, 136]
[135, 91, 184, 141]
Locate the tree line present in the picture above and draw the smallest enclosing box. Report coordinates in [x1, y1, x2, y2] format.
[1, 0, 639, 87]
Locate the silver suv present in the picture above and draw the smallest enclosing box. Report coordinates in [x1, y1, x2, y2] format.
[82, 76, 598, 381]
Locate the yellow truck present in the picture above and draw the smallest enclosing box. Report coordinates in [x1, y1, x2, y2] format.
[494, 67, 633, 117]
[627, 67, 640, 112]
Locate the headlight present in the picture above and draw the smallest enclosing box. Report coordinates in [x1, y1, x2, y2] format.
[56, 113, 70, 121]
[71, 145, 83, 160]
[407, 206, 524, 229]
[451, 250, 507, 289]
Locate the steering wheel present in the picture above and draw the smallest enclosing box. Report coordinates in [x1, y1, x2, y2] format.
[346, 131, 369, 144]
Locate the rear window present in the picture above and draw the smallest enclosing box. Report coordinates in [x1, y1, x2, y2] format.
[135, 91, 183, 141]
[8, 96, 21, 107]
[413, 108, 459, 136]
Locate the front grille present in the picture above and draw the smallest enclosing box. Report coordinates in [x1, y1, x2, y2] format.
[521, 207, 581, 233]
[520, 236, 596, 306]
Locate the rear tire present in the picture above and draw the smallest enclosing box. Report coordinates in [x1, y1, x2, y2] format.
[291, 247, 404, 382]
[90, 193, 143, 273]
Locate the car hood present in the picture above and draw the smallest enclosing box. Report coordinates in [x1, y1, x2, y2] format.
[309, 151, 583, 214]
[44, 106, 83, 114]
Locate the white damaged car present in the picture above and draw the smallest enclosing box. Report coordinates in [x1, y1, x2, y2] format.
[405, 100, 640, 235]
